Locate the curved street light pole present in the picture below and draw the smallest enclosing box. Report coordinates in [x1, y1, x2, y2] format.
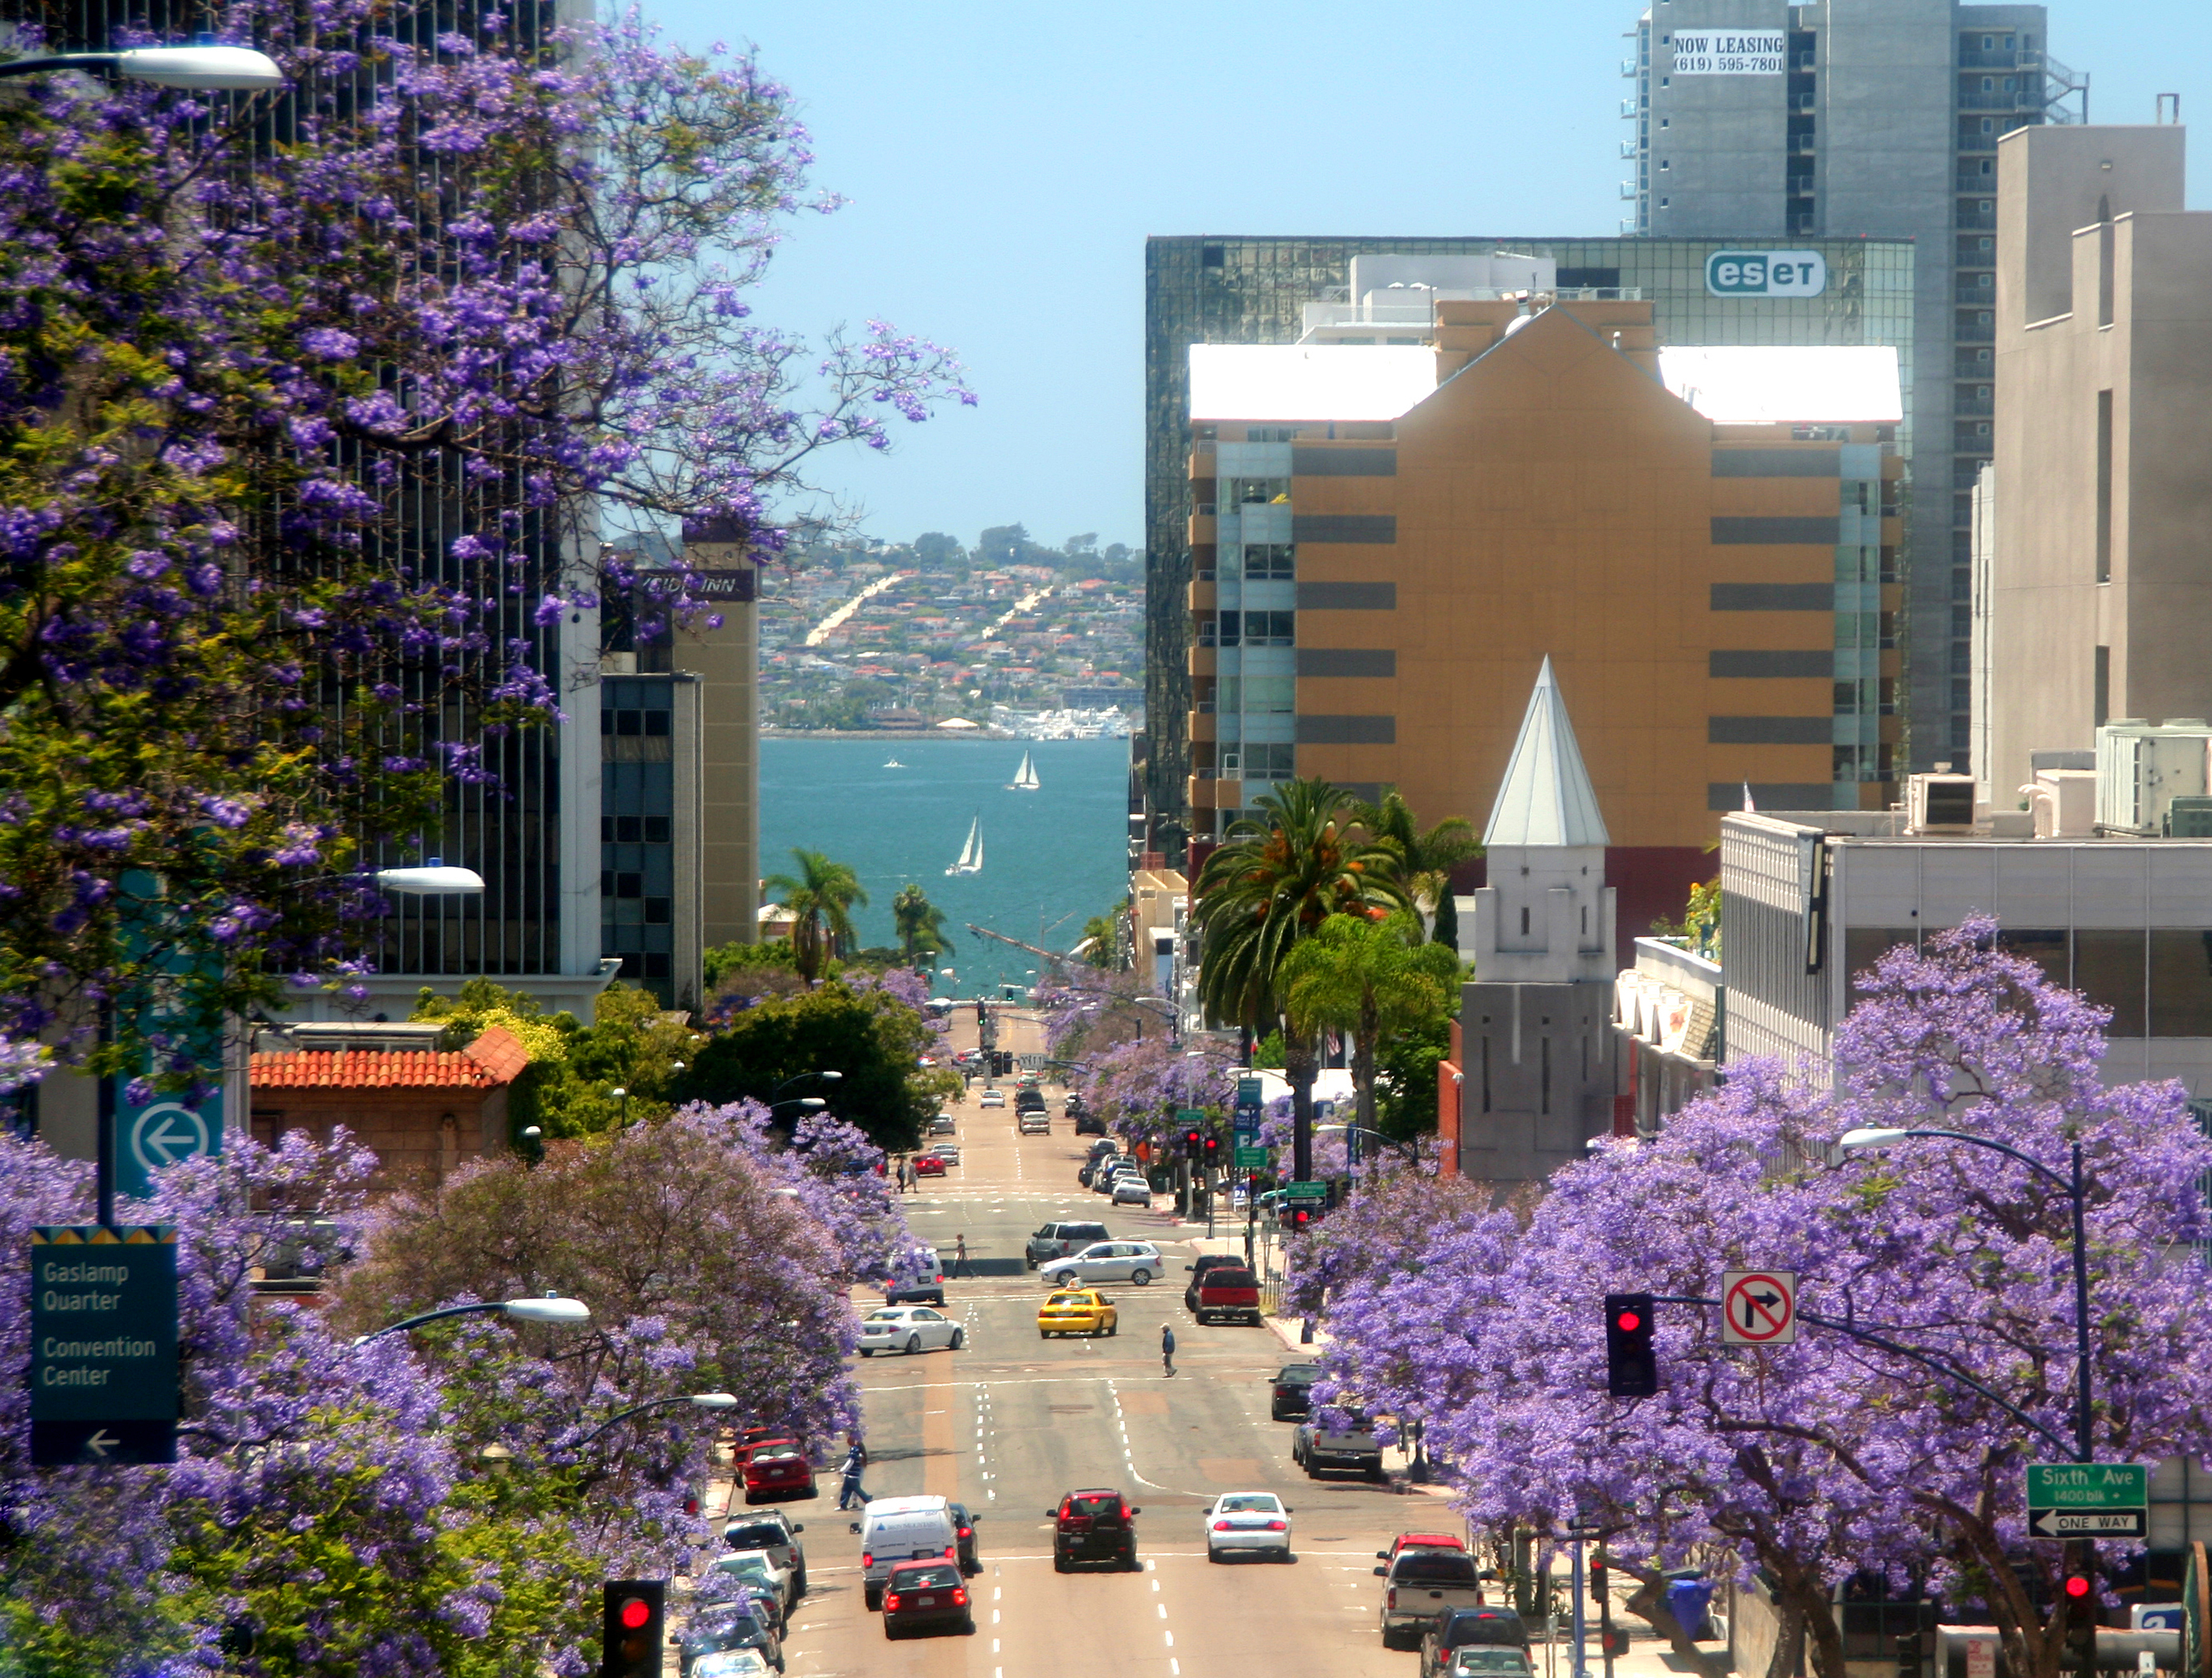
[563, 1392, 737, 1452]
[353, 1293, 590, 1348]
[0, 45, 286, 89]
[773, 1070, 843, 1099]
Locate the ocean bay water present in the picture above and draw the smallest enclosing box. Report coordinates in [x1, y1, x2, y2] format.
[757, 735, 1128, 995]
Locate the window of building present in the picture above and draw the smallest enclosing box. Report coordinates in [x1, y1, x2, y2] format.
[2150, 932, 2212, 1036]
[1228, 477, 1290, 505]
[2095, 645, 2110, 726]
[615, 816, 642, 842]
[2073, 928, 2147, 1036]
[1844, 928, 1918, 979]
[1659, 197, 1670, 208]
[644, 897, 671, 924]
[1244, 676, 1293, 712]
[1244, 544, 1295, 579]
[1981, 118, 1995, 133]
[644, 816, 670, 843]
[1246, 610, 1294, 646]
[1982, 77, 1994, 91]
[1660, 159, 1670, 170]
[2095, 389, 2114, 581]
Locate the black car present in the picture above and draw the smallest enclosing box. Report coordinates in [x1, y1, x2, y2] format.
[1073, 1110, 1106, 1136]
[1185, 1253, 1249, 1310]
[1049, 1487, 1141, 1572]
[1420, 1609, 1533, 1678]
[1015, 1088, 1047, 1113]
[678, 1604, 785, 1676]
[948, 1500, 981, 1575]
[1269, 1362, 1322, 1420]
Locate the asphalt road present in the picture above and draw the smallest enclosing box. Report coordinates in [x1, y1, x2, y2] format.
[757, 1038, 1458, 1678]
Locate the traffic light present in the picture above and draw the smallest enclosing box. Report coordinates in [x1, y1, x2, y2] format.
[1589, 1560, 1607, 1603]
[1201, 1134, 1220, 1161]
[1182, 1126, 1202, 1154]
[601, 1580, 665, 1678]
[975, 999, 986, 1023]
[2061, 1567, 2097, 1672]
[1604, 1292, 1658, 1398]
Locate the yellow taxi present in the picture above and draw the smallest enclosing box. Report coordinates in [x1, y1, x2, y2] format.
[1037, 1288, 1118, 1339]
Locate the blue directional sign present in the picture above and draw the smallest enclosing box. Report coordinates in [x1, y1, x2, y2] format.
[117, 1090, 220, 1197]
[28, 1225, 178, 1465]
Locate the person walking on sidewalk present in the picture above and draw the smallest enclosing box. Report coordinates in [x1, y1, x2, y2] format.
[1160, 1323, 1176, 1377]
[837, 1439, 871, 1510]
[952, 1234, 969, 1277]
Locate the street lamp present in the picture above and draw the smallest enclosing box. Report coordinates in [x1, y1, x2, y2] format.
[354, 1291, 591, 1347]
[0, 44, 286, 89]
[768, 1096, 827, 1119]
[609, 1085, 629, 1123]
[371, 859, 486, 895]
[565, 1391, 738, 1450]
[773, 1070, 842, 1099]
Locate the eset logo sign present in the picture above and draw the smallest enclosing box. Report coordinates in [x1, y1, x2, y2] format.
[1706, 251, 1828, 297]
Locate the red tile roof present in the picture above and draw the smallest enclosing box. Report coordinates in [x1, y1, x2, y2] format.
[251, 1026, 528, 1091]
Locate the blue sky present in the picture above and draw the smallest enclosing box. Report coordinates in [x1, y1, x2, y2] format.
[638, 0, 2212, 553]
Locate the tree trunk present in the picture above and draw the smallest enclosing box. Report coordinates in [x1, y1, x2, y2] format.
[1285, 1025, 1318, 1182]
[1623, 1568, 1730, 1678]
[1352, 999, 1380, 1150]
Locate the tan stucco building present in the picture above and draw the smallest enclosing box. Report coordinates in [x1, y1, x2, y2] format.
[1980, 123, 2212, 798]
[1184, 299, 1904, 932]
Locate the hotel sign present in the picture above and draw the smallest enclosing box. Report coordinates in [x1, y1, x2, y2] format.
[1670, 31, 1787, 74]
[1707, 251, 1828, 298]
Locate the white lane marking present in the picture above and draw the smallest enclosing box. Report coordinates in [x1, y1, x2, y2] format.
[1165, 1631, 1175, 1647]
[1171, 1664, 1180, 1676]
[993, 1587, 1001, 1601]
[992, 1609, 1000, 1625]
[994, 1640, 1000, 1653]
[1151, 1579, 1160, 1593]
[1157, 1604, 1168, 1619]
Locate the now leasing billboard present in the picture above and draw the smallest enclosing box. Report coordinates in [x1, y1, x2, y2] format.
[1707, 251, 1828, 298]
[1670, 31, 1786, 74]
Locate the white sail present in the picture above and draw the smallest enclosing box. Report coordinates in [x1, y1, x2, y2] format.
[1009, 750, 1040, 791]
[944, 813, 983, 875]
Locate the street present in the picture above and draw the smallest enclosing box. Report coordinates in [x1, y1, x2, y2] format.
[756, 1045, 1441, 1678]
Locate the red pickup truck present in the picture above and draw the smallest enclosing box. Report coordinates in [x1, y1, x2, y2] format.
[1193, 1265, 1262, 1326]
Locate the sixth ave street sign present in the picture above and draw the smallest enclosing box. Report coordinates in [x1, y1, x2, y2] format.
[2026, 1463, 2148, 1539]
[28, 1225, 179, 1466]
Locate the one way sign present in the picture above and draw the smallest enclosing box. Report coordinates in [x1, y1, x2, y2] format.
[1720, 1270, 1798, 1345]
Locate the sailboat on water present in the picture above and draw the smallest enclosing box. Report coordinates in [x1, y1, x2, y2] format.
[1006, 750, 1041, 791]
[944, 812, 984, 876]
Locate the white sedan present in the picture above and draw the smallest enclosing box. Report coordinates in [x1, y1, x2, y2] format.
[933, 1144, 962, 1165]
[857, 1306, 964, 1356]
[1203, 1492, 1293, 1560]
[978, 1089, 1006, 1108]
[1110, 1176, 1152, 1207]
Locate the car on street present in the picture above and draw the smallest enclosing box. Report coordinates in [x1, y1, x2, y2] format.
[1268, 1362, 1322, 1419]
[912, 1153, 945, 1178]
[691, 1649, 774, 1678]
[1420, 1608, 1533, 1678]
[737, 1439, 818, 1504]
[948, 1500, 981, 1575]
[723, 1510, 807, 1596]
[1015, 1086, 1047, 1113]
[1018, 1110, 1052, 1135]
[1191, 1265, 1260, 1325]
[1036, 1288, 1118, 1338]
[853, 1493, 961, 1609]
[977, 1088, 1006, 1107]
[857, 1305, 964, 1356]
[927, 1113, 956, 1136]
[1074, 1109, 1106, 1135]
[1201, 1491, 1293, 1561]
[881, 1557, 973, 1638]
[1293, 1410, 1386, 1480]
[1050, 1488, 1141, 1572]
[709, 1551, 794, 1626]
[1039, 1240, 1164, 1288]
[678, 1603, 783, 1676]
[932, 1143, 961, 1165]
[1094, 1163, 1146, 1196]
[885, 1248, 945, 1306]
[1110, 1175, 1152, 1207]
[1026, 1220, 1110, 1269]
[1446, 1649, 1537, 1678]
[1184, 1253, 1247, 1310]
[1376, 1544, 1487, 1647]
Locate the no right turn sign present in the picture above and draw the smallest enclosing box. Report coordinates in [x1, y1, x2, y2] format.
[1720, 1270, 1797, 1345]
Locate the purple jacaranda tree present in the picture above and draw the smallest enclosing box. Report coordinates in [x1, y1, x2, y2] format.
[0, 1, 970, 1089]
[1319, 920, 2212, 1678]
[1075, 1034, 1238, 1148]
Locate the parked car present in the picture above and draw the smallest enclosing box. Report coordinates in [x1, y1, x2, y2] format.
[723, 1510, 807, 1597]
[1420, 1608, 1533, 1678]
[677, 1603, 783, 1676]
[738, 1439, 818, 1504]
[857, 1305, 964, 1356]
[1377, 1544, 1487, 1647]
[853, 1494, 960, 1610]
[1049, 1488, 1140, 1572]
[1094, 1164, 1145, 1196]
[1017, 1111, 1052, 1135]
[691, 1649, 774, 1678]
[912, 1154, 945, 1178]
[1026, 1221, 1110, 1269]
[1036, 1288, 1118, 1338]
[708, 1551, 792, 1627]
[948, 1500, 981, 1575]
[1201, 1491, 1293, 1562]
[1293, 1410, 1385, 1480]
[1191, 1265, 1261, 1325]
[1268, 1362, 1322, 1420]
[1039, 1240, 1164, 1288]
[1184, 1253, 1247, 1310]
[1064, 1093, 1086, 1115]
[880, 1557, 973, 1639]
[1110, 1175, 1153, 1207]
[977, 1089, 1006, 1108]
[886, 1249, 945, 1306]
[1074, 1110, 1106, 1135]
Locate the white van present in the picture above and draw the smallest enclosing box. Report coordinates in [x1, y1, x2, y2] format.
[851, 1493, 959, 1608]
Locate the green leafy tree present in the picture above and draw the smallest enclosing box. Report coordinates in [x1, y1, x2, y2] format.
[1350, 788, 1481, 952]
[681, 980, 957, 1151]
[890, 883, 952, 962]
[1191, 777, 1409, 1178]
[1281, 912, 1459, 1148]
[703, 937, 802, 991]
[1078, 899, 1127, 969]
[762, 849, 869, 984]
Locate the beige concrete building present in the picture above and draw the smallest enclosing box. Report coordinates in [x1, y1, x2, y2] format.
[1982, 123, 2212, 797]
[669, 520, 761, 956]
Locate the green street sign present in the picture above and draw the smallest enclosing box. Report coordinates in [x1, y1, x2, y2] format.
[1236, 1077, 1263, 1108]
[28, 1224, 178, 1466]
[1283, 1179, 1329, 1201]
[1176, 1108, 1205, 1127]
[1234, 1145, 1268, 1170]
[2026, 1464, 2148, 1539]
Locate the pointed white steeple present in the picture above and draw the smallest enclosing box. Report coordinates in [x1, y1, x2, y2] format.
[1482, 657, 1610, 849]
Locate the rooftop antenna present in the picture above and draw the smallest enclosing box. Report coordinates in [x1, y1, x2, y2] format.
[2157, 93, 2180, 124]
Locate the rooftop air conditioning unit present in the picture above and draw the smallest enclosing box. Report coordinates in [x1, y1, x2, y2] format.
[2097, 719, 2212, 836]
[1907, 771, 1978, 833]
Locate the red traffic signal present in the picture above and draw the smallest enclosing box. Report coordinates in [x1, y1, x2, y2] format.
[2063, 1575, 2092, 1599]
[1201, 1135, 1220, 1157]
[602, 1580, 665, 1678]
[1604, 1292, 1658, 1398]
[619, 1597, 652, 1630]
[1614, 1307, 1642, 1333]
[1183, 1128, 1201, 1150]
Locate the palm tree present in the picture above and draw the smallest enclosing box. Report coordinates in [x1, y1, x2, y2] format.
[1350, 788, 1481, 951]
[1191, 777, 1409, 1180]
[1282, 911, 1459, 1152]
[762, 849, 868, 985]
[891, 883, 952, 963]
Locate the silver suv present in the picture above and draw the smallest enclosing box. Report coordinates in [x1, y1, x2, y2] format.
[1040, 1240, 1164, 1288]
[1025, 1221, 1110, 1269]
